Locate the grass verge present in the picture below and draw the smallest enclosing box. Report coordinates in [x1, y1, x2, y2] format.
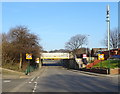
[92, 60, 120, 69]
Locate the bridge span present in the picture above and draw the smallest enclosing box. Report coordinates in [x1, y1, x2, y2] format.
[41, 53, 70, 59]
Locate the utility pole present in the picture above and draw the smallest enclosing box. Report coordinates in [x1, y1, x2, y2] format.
[106, 5, 111, 70]
[106, 5, 110, 51]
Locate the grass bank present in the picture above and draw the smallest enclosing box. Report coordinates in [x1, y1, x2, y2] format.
[92, 60, 120, 69]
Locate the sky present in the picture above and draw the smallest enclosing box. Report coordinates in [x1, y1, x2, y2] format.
[2, 2, 118, 51]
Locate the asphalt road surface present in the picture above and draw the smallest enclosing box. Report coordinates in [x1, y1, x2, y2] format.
[2, 60, 119, 92]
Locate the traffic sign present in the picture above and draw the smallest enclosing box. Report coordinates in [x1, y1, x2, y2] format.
[26, 53, 32, 59]
[98, 54, 104, 60]
[36, 58, 39, 63]
[83, 54, 87, 58]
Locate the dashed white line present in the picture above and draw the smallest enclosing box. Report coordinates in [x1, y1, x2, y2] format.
[32, 82, 37, 92]
[34, 82, 37, 84]
[31, 77, 35, 82]
[37, 77, 39, 79]
[3, 80, 11, 83]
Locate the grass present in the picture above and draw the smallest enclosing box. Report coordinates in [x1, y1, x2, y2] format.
[92, 60, 120, 69]
[2, 63, 20, 71]
[2, 62, 37, 73]
[2, 63, 26, 73]
[2, 69, 25, 79]
[2, 69, 23, 75]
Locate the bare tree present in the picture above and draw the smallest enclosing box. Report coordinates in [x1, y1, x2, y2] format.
[2, 26, 42, 70]
[2, 33, 15, 66]
[65, 34, 87, 57]
[104, 28, 119, 49]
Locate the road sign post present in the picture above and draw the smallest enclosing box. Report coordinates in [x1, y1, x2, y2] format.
[28, 60, 30, 74]
[36, 58, 40, 69]
[26, 53, 32, 75]
[98, 54, 104, 69]
[108, 60, 111, 69]
[100, 60, 102, 69]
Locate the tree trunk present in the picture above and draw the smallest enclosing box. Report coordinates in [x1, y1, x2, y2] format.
[19, 53, 22, 69]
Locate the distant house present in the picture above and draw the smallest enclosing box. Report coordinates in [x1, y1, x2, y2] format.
[91, 48, 107, 57]
[100, 48, 120, 59]
[76, 48, 88, 54]
[92, 48, 107, 53]
[110, 48, 120, 58]
[75, 48, 108, 57]
[75, 48, 90, 58]
[109, 48, 120, 55]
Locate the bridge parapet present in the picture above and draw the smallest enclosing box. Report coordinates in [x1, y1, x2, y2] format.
[41, 53, 70, 59]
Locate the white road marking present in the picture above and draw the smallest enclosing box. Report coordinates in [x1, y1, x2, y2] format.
[3, 80, 11, 83]
[29, 82, 32, 83]
[31, 77, 35, 82]
[37, 77, 39, 79]
[32, 82, 37, 92]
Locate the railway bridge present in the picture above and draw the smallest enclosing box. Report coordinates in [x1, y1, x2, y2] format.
[41, 53, 70, 60]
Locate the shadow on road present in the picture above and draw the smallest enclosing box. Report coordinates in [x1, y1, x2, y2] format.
[42, 60, 62, 66]
[42, 63, 62, 66]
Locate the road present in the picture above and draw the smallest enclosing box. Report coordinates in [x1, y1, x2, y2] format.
[2, 60, 119, 92]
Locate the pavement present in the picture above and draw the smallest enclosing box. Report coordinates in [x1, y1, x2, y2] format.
[2, 66, 46, 92]
[67, 68, 120, 77]
[1, 67, 43, 79]
[1, 67, 25, 79]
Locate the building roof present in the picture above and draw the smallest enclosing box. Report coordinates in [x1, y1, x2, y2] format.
[92, 48, 107, 52]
